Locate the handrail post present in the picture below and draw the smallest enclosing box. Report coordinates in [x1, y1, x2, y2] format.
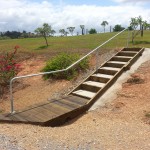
[10, 79, 15, 114]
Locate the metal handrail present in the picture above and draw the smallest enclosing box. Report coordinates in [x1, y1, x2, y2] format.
[10, 28, 128, 113]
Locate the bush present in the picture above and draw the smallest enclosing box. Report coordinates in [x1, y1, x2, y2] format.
[89, 28, 97, 34]
[113, 24, 125, 32]
[0, 45, 20, 86]
[42, 53, 89, 80]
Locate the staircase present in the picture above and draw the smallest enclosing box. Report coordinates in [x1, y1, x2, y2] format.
[67, 47, 144, 108]
[0, 47, 144, 126]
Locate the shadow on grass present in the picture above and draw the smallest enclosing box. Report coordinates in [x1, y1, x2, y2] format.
[35, 45, 49, 50]
[132, 41, 150, 45]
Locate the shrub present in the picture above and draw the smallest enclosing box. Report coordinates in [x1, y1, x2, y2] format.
[89, 28, 97, 34]
[42, 53, 89, 80]
[0, 45, 20, 86]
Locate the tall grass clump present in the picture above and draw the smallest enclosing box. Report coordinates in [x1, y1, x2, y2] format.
[42, 53, 89, 80]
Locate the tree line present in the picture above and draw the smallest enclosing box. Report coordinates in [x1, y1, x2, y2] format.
[0, 16, 150, 46]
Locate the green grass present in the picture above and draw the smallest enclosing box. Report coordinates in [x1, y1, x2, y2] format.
[0, 30, 150, 56]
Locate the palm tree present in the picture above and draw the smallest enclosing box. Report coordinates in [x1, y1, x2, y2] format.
[80, 25, 85, 35]
[101, 21, 108, 33]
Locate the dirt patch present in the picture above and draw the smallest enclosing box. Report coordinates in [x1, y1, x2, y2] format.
[126, 73, 145, 84]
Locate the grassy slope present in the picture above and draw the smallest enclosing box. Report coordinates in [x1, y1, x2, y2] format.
[0, 30, 149, 56]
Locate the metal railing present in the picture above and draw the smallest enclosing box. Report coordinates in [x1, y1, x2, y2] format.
[10, 28, 129, 114]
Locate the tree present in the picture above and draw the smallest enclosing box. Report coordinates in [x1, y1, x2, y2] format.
[59, 29, 66, 36]
[89, 28, 97, 34]
[137, 16, 142, 30]
[128, 26, 134, 31]
[35, 23, 51, 46]
[143, 20, 149, 30]
[113, 25, 125, 32]
[64, 31, 69, 36]
[130, 17, 138, 30]
[67, 27, 75, 36]
[50, 30, 56, 36]
[80, 25, 85, 35]
[101, 21, 108, 33]
[130, 16, 146, 42]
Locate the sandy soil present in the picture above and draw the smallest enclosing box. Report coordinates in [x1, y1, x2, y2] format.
[0, 52, 150, 150]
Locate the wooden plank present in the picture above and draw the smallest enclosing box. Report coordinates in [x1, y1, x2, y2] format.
[16, 106, 52, 122]
[9, 114, 28, 122]
[16, 101, 49, 113]
[43, 102, 71, 115]
[53, 100, 75, 110]
[57, 98, 82, 109]
[66, 95, 89, 105]
[31, 107, 57, 122]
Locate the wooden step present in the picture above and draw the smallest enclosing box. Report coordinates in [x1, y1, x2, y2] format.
[114, 56, 133, 59]
[122, 48, 142, 52]
[120, 51, 137, 54]
[83, 81, 105, 88]
[110, 56, 130, 62]
[98, 68, 117, 75]
[81, 83, 100, 93]
[101, 67, 120, 72]
[107, 61, 127, 65]
[117, 51, 136, 57]
[92, 73, 114, 79]
[105, 62, 124, 68]
[72, 90, 96, 99]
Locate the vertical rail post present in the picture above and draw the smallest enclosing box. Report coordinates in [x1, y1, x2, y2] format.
[10, 79, 15, 114]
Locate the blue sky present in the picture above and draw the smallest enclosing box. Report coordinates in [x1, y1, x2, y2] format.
[0, 0, 150, 33]
[31, 0, 116, 6]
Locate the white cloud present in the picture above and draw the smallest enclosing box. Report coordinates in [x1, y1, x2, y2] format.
[0, 0, 150, 33]
[113, 0, 149, 4]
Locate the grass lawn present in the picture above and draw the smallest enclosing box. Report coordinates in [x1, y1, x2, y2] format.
[0, 30, 149, 57]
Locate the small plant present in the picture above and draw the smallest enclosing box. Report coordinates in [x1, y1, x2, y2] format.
[42, 53, 89, 80]
[0, 45, 20, 86]
[145, 112, 150, 118]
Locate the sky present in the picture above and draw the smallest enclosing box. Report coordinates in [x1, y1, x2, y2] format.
[0, 0, 150, 33]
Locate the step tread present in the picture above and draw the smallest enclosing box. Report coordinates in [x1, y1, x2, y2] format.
[114, 56, 133, 59]
[72, 90, 96, 99]
[121, 51, 138, 53]
[101, 67, 120, 71]
[83, 81, 105, 88]
[107, 61, 127, 65]
[92, 73, 114, 79]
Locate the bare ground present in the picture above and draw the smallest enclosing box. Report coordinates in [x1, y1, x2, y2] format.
[0, 52, 150, 150]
